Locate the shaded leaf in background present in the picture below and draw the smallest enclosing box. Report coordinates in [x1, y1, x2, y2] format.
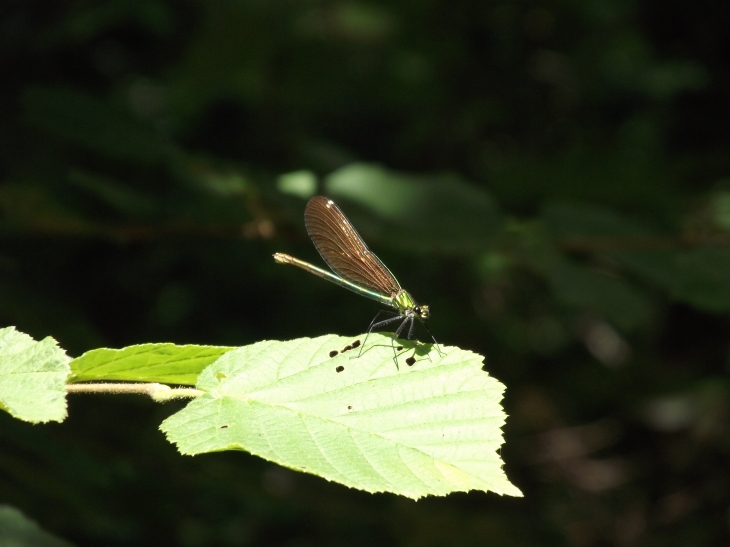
[542, 200, 655, 240]
[161, 334, 521, 500]
[0, 184, 91, 233]
[325, 163, 503, 254]
[543, 200, 730, 313]
[67, 170, 157, 217]
[712, 188, 730, 230]
[23, 86, 167, 164]
[0, 505, 75, 547]
[277, 170, 318, 200]
[618, 248, 730, 313]
[547, 258, 653, 331]
[0, 327, 70, 423]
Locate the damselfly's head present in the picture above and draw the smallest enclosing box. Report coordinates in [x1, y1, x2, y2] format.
[414, 304, 430, 321]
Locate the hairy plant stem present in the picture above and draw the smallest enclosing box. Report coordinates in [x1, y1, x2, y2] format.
[66, 383, 204, 402]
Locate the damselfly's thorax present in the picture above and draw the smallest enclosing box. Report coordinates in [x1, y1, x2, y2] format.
[392, 289, 430, 321]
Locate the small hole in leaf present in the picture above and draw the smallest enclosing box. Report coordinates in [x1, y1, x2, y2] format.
[329, 350, 338, 358]
[396, 345, 403, 351]
[406, 356, 416, 366]
[341, 344, 352, 353]
[220, 425, 229, 429]
[335, 365, 344, 373]
[351, 340, 361, 349]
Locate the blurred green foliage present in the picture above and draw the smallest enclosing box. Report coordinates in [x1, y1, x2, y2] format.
[1, 1, 729, 546]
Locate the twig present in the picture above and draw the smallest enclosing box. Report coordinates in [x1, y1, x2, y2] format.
[66, 382, 204, 402]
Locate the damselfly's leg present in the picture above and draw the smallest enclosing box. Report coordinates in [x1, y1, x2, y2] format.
[356, 310, 403, 358]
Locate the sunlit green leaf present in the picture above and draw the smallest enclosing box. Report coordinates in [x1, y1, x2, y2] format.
[161, 334, 521, 500]
[0, 327, 70, 423]
[70, 343, 234, 385]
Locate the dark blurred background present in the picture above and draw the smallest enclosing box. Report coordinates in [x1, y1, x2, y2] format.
[1, 1, 729, 545]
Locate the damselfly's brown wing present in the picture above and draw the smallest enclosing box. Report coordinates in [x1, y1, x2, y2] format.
[304, 196, 401, 297]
